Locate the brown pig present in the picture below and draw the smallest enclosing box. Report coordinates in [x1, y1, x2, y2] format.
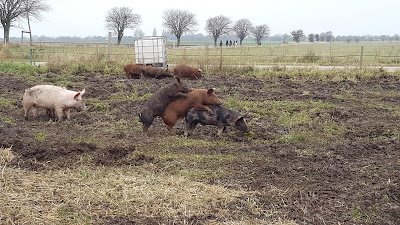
[139, 77, 192, 132]
[23, 85, 87, 121]
[173, 64, 202, 79]
[142, 65, 174, 79]
[162, 89, 222, 135]
[124, 64, 143, 79]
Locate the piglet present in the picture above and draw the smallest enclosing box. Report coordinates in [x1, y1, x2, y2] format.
[23, 85, 87, 121]
[184, 105, 248, 136]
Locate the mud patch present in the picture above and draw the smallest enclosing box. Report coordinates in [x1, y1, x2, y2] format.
[93, 146, 154, 166]
[1, 72, 400, 224]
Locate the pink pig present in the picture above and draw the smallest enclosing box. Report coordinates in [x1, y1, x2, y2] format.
[23, 85, 87, 121]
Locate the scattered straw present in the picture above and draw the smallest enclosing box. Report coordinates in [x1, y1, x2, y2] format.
[0, 164, 295, 224]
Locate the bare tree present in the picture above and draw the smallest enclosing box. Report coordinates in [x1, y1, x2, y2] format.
[380, 35, 389, 42]
[326, 31, 334, 42]
[205, 15, 231, 47]
[251, 24, 270, 46]
[319, 32, 326, 42]
[105, 7, 141, 45]
[233, 18, 253, 46]
[354, 36, 360, 43]
[282, 33, 290, 43]
[393, 34, 399, 42]
[162, 9, 197, 47]
[308, 33, 315, 43]
[314, 33, 320, 42]
[0, 0, 50, 44]
[290, 29, 304, 43]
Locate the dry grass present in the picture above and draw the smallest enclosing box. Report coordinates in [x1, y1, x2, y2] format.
[0, 147, 296, 224]
[3, 41, 400, 70]
[0, 147, 15, 166]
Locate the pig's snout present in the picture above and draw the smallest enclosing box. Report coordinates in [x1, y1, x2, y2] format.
[77, 104, 87, 111]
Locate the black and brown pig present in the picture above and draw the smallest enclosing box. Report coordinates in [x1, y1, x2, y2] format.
[139, 77, 191, 132]
[142, 65, 173, 79]
[162, 89, 222, 135]
[184, 105, 248, 137]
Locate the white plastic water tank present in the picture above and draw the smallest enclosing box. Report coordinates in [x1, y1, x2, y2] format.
[134, 36, 167, 67]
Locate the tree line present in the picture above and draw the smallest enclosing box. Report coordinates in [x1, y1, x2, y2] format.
[287, 30, 399, 43]
[105, 7, 270, 46]
[8, 32, 400, 45]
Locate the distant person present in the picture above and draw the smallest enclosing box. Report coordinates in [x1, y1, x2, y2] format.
[226, 40, 228, 46]
[229, 40, 232, 46]
[220, 40, 222, 47]
[235, 40, 238, 46]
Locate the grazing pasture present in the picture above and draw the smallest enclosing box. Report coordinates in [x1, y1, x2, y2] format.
[4, 41, 400, 68]
[0, 60, 399, 224]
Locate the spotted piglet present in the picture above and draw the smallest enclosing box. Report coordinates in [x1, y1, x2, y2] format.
[184, 105, 248, 137]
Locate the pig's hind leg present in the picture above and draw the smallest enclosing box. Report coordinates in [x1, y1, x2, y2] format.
[184, 121, 198, 137]
[55, 108, 64, 122]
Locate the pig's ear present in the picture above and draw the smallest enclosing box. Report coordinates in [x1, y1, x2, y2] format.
[207, 88, 215, 95]
[243, 112, 249, 118]
[74, 92, 81, 99]
[236, 115, 245, 123]
[74, 89, 85, 99]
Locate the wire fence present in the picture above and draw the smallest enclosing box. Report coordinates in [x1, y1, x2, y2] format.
[4, 42, 400, 69]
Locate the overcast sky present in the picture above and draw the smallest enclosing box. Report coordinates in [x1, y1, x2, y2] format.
[3, 0, 400, 38]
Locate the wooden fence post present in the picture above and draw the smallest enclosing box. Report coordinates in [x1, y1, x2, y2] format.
[360, 46, 364, 69]
[219, 45, 223, 70]
[108, 32, 112, 60]
[96, 44, 99, 61]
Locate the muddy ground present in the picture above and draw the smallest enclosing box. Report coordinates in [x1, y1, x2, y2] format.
[1, 70, 400, 224]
